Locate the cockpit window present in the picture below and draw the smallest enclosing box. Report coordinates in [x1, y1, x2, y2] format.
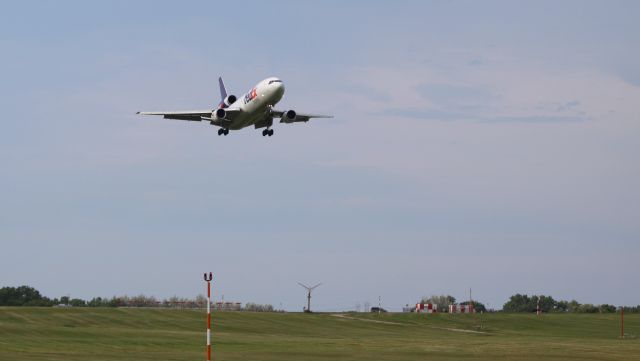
[268, 80, 282, 84]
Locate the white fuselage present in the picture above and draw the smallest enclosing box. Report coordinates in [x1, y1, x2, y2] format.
[223, 77, 285, 130]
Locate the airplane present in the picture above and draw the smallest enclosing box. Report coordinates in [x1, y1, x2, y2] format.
[137, 77, 332, 136]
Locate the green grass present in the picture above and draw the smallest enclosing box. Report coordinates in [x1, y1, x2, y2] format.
[0, 308, 638, 360]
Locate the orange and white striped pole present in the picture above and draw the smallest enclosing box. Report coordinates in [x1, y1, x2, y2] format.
[621, 306, 624, 339]
[204, 272, 213, 361]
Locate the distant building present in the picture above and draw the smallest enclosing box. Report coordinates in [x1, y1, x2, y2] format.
[164, 301, 199, 309]
[370, 307, 387, 313]
[214, 302, 242, 311]
[415, 303, 437, 313]
[449, 304, 474, 313]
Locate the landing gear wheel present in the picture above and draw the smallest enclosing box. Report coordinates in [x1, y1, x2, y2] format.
[262, 129, 268, 136]
[224, 129, 229, 136]
[217, 128, 224, 136]
[268, 129, 274, 137]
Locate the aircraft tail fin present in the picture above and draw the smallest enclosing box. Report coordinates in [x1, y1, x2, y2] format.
[218, 77, 228, 100]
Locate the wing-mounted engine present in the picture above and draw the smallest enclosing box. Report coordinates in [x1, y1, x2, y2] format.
[280, 110, 299, 123]
[205, 107, 239, 126]
[274, 109, 331, 124]
[213, 108, 227, 120]
[221, 95, 237, 108]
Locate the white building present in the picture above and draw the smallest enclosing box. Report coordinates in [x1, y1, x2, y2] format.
[449, 304, 474, 313]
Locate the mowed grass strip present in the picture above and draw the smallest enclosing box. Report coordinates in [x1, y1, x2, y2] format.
[0, 307, 637, 361]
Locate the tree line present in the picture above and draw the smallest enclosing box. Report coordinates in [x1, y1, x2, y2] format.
[0, 286, 276, 311]
[2, 286, 637, 313]
[420, 293, 638, 313]
[502, 293, 626, 313]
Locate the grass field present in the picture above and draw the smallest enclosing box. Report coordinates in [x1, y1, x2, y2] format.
[0, 307, 638, 360]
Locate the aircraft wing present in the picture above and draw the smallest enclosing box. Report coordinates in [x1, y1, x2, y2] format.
[272, 109, 333, 123]
[136, 110, 212, 122]
[137, 109, 241, 127]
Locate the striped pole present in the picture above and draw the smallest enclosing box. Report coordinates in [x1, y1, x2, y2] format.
[204, 272, 213, 361]
[621, 306, 624, 339]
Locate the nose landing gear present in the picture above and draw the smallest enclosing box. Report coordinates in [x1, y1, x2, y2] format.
[262, 128, 274, 137]
[218, 128, 229, 136]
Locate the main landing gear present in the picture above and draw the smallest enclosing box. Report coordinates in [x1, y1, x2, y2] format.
[218, 128, 229, 136]
[262, 128, 274, 137]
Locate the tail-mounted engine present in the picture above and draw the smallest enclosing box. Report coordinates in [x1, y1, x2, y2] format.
[222, 95, 237, 108]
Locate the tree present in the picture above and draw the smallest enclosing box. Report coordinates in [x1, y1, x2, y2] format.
[599, 304, 617, 313]
[534, 295, 557, 313]
[577, 304, 599, 313]
[503, 294, 532, 312]
[87, 297, 105, 307]
[503, 294, 559, 313]
[624, 305, 640, 313]
[567, 300, 581, 312]
[244, 303, 274, 312]
[106, 296, 124, 307]
[555, 300, 569, 312]
[69, 298, 86, 307]
[127, 294, 158, 307]
[195, 294, 207, 308]
[0, 286, 52, 306]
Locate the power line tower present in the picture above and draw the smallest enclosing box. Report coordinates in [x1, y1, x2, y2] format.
[298, 282, 322, 313]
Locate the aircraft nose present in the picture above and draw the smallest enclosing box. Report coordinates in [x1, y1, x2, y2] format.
[274, 81, 285, 96]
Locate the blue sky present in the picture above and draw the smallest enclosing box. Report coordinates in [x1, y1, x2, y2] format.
[1, 1, 639, 311]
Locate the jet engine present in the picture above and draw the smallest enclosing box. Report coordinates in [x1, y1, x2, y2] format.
[223, 95, 237, 107]
[214, 108, 226, 120]
[280, 110, 297, 123]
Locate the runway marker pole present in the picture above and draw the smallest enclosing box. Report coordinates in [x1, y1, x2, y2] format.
[621, 306, 624, 339]
[204, 272, 213, 361]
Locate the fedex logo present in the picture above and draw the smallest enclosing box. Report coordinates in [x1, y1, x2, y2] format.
[244, 88, 257, 104]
